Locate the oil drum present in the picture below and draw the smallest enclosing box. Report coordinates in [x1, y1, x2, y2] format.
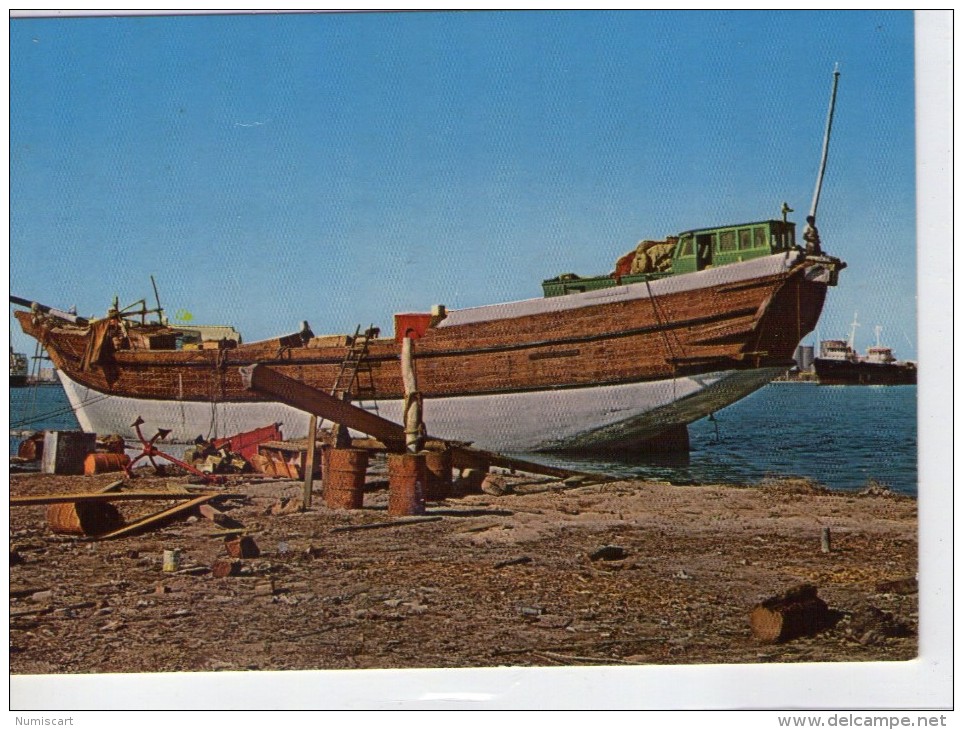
[83, 452, 131, 475]
[46, 501, 124, 537]
[323, 448, 369, 510]
[387, 452, 427, 516]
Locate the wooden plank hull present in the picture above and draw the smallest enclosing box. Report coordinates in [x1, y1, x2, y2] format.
[16, 251, 839, 452]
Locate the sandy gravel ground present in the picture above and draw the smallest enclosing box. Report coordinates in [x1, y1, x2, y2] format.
[9, 461, 917, 674]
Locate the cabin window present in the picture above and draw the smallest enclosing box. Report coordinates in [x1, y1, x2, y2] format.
[696, 233, 714, 268]
[753, 227, 767, 249]
[718, 230, 737, 252]
[738, 228, 752, 250]
[679, 237, 694, 256]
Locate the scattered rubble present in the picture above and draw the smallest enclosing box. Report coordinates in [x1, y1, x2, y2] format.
[9, 463, 917, 674]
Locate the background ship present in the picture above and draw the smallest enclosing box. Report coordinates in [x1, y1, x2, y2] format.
[813, 315, 916, 385]
[9, 347, 28, 387]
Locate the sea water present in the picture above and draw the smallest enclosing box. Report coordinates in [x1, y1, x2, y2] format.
[8, 381, 917, 495]
[516, 383, 918, 495]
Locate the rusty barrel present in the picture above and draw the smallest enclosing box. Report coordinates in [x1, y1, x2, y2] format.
[423, 449, 453, 500]
[83, 452, 131, 475]
[323, 448, 369, 510]
[17, 432, 45, 462]
[46, 501, 124, 537]
[387, 452, 427, 516]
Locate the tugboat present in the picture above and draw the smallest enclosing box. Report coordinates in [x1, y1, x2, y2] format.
[814, 315, 916, 385]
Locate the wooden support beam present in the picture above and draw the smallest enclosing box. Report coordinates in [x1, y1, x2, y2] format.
[240, 364, 407, 451]
[241, 363, 611, 483]
[302, 415, 318, 510]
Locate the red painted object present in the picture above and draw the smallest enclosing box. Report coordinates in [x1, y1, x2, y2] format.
[125, 417, 225, 485]
[393, 312, 432, 342]
[212, 422, 283, 461]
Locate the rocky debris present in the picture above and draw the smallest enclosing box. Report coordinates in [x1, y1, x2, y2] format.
[589, 545, 628, 562]
[481, 474, 512, 496]
[859, 480, 909, 499]
[757, 476, 829, 495]
[225, 535, 260, 559]
[8, 466, 917, 674]
[266, 497, 303, 516]
[874, 576, 918, 595]
[494, 556, 532, 569]
[843, 605, 915, 645]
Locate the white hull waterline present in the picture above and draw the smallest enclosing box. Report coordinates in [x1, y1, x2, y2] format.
[57, 367, 780, 453]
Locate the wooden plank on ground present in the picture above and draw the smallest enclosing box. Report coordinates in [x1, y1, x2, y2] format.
[11, 492, 207, 507]
[331, 516, 443, 533]
[97, 479, 127, 493]
[94, 494, 216, 540]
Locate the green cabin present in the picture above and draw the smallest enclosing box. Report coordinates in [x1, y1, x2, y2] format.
[542, 219, 796, 298]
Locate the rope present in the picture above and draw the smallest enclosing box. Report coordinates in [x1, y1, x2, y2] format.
[644, 276, 687, 369]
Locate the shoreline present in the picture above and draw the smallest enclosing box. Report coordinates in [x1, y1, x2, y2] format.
[10, 465, 917, 674]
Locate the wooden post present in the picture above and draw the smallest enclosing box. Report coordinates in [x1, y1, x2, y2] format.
[820, 526, 831, 553]
[401, 336, 425, 453]
[302, 415, 318, 510]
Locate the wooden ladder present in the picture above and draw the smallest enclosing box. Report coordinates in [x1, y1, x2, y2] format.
[326, 326, 379, 447]
[330, 325, 377, 405]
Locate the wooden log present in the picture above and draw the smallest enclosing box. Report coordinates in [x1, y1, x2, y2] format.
[749, 583, 830, 643]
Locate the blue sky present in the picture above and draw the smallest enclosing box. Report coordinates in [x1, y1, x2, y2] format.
[10, 10, 919, 358]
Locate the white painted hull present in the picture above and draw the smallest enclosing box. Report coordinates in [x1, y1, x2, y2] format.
[58, 366, 780, 452]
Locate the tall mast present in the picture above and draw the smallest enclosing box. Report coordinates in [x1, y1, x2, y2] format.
[848, 311, 860, 350]
[809, 64, 841, 219]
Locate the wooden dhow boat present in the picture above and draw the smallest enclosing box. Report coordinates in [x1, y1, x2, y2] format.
[13, 228, 844, 452]
[12, 70, 847, 454]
